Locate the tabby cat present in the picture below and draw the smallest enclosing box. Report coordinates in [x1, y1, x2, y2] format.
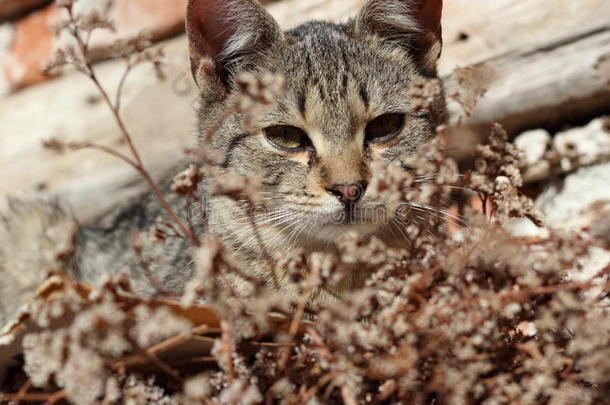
[0, 0, 445, 324]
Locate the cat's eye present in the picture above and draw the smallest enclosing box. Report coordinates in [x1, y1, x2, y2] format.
[264, 125, 310, 152]
[365, 113, 405, 143]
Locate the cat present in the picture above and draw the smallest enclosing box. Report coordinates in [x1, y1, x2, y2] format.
[0, 0, 446, 324]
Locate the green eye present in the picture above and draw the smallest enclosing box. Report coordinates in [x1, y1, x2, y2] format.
[365, 113, 405, 143]
[264, 125, 310, 151]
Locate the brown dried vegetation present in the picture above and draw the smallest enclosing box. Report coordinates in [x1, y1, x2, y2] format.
[1, 1, 609, 404]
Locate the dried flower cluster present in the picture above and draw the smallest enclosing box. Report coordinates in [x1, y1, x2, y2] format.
[407, 77, 443, 114]
[450, 63, 497, 122]
[469, 123, 543, 226]
[4, 124, 609, 405]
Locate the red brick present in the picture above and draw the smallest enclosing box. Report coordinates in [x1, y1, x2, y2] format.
[0, 0, 188, 94]
[4, 5, 58, 91]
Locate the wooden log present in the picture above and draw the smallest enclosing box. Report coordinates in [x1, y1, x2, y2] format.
[1, 0, 609, 221]
[445, 31, 610, 134]
[440, 0, 610, 74]
[0, 36, 194, 221]
[0, 0, 366, 222]
[0, 0, 48, 21]
[441, 0, 610, 133]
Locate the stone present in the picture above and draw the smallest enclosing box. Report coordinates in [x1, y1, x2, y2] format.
[515, 129, 551, 166]
[520, 118, 610, 184]
[505, 218, 550, 239]
[537, 162, 610, 225]
[554, 117, 610, 172]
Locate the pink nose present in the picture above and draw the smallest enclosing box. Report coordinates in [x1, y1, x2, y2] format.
[326, 181, 367, 204]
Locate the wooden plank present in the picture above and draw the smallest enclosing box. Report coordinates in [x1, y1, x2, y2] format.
[439, 0, 610, 75]
[0, 0, 321, 94]
[442, 0, 610, 133]
[0, 0, 189, 94]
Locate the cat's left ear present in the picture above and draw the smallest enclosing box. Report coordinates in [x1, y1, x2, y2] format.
[187, 0, 282, 91]
[355, 0, 443, 75]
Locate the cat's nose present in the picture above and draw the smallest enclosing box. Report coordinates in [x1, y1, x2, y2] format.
[326, 181, 368, 204]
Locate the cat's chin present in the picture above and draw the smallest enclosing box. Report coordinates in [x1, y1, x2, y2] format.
[308, 222, 383, 242]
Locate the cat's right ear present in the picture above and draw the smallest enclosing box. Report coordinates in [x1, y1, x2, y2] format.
[186, 0, 282, 91]
[355, 0, 443, 76]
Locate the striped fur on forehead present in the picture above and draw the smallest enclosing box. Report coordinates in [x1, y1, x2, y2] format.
[197, 12, 444, 174]
[272, 22, 421, 143]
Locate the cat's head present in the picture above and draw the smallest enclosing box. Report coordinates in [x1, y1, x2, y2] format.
[187, 0, 446, 245]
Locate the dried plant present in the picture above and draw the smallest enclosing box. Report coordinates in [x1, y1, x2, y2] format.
[43, 0, 199, 247]
[1, 1, 609, 405]
[407, 77, 443, 114]
[450, 63, 497, 123]
[5, 122, 609, 404]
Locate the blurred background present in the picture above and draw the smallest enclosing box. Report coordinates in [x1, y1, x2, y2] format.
[0, 0, 608, 228]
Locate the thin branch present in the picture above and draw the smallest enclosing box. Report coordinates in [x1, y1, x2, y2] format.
[341, 385, 358, 405]
[137, 347, 182, 383]
[278, 267, 318, 371]
[66, 141, 139, 170]
[64, 6, 200, 247]
[221, 320, 235, 385]
[42, 390, 66, 405]
[246, 209, 280, 291]
[114, 59, 133, 112]
[0, 393, 58, 403]
[111, 324, 214, 372]
[11, 378, 32, 405]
